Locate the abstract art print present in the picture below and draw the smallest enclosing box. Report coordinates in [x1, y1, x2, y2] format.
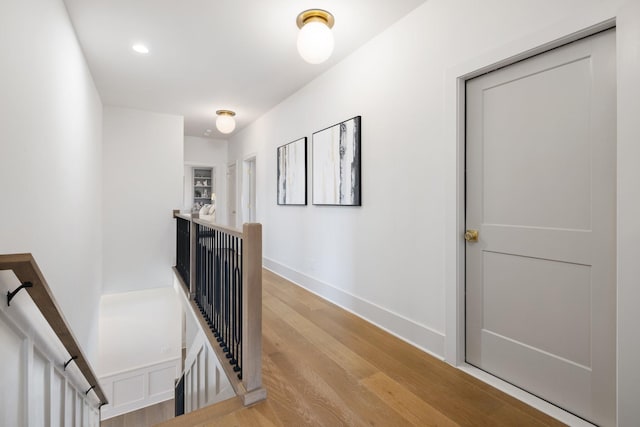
[277, 137, 307, 205]
[312, 116, 361, 206]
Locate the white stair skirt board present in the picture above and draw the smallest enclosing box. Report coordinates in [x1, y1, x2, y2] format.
[100, 358, 180, 420]
[262, 257, 445, 360]
[183, 330, 235, 414]
[172, 274, 236, 415]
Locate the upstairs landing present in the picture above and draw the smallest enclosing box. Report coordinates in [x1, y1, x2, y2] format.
[157, 269, 564, 426]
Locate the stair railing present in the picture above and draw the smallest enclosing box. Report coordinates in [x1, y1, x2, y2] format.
[172, 211, 265, 406]
[0, 253, 107, 423]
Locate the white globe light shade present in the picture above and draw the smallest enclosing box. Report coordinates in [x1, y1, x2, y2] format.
[216, 113, 236, 134]
[297, 20, 334, 64]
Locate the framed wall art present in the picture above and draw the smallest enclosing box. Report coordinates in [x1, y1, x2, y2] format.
[277, 137, 307, 205]
[312, 116, 361, 206]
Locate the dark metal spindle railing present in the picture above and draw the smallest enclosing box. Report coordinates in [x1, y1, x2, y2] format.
[194, 222, 243, 379]
[176, 217, 190, 287]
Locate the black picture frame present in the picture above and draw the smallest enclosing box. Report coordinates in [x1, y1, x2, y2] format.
[312, 116, 361, 206]
[277, 137, 307, 205]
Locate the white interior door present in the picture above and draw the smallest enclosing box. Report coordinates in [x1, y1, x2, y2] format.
[465, 29, 616, 426]
[226, 163, 237, 227]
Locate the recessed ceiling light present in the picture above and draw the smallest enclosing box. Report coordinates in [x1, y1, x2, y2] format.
[132, 44, 149, 54]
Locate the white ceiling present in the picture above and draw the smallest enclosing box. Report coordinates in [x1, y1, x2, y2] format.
[63, 0, 427, 138]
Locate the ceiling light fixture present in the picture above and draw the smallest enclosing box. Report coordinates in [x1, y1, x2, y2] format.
[215, 110, 236, 134]
[132, 44, 149, 54]
[296, 9, 335, 64]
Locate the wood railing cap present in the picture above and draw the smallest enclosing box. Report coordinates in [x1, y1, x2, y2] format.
[0, 253, 108, 405]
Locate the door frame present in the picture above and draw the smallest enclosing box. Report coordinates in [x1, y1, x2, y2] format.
[242, 153, 257, 224]
[444, 12, 620, 425]
[226, 161, 239, 228]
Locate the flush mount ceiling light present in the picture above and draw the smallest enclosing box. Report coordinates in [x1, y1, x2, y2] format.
[131, 44, 149, 54]
[215, 110, 236, 134]
[296, 9, 335, 64]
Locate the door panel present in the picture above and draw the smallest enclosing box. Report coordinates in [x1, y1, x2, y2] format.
[465, 29, 616, 426]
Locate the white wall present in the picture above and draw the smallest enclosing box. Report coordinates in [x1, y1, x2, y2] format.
[183, 136, 228, 222]
[98, 287, 181, 419]
[102, 107, 183, 293]
[228, 0, 640, 424]
[98, 287, 181, 375]
[0, 0, 103, 362]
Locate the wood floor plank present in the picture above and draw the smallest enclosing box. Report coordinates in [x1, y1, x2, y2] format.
[263, 293, 378, 380]
[309, 306, 556, 426]
[361, 371, 460, 427]
[155, 269, 567, 426]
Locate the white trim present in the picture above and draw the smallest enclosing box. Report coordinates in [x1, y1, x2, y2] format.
[99, 358, 180, 420]
[444, 6, 620, 425]
[243, 152, 258, 161]
[172, 274, 236, 413]
[98, 356, 182, 379]
[263, 257, 445, 360]
[460, 364, 596, 427]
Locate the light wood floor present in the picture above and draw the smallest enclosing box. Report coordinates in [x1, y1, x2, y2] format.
[156, 269, 566, 426]
[102, 399, 174, 427]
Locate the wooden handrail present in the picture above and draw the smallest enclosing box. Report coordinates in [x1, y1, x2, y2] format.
[0, 253, 108, 404]
[172, 211, 243, 238]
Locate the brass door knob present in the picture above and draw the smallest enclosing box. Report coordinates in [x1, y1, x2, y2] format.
[464, 230, 479, 242]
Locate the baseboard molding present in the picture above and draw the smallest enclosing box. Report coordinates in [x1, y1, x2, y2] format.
[263, 257, 445, 360]
[100, 358, 180, 420]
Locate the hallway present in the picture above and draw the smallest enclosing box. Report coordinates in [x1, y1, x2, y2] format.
[160, 269, 565, 426]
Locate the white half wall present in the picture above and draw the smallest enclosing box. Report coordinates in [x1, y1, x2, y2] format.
[102, 107, 183, 293]
[0, 0, 103, 362]
[98, 287, 182, 377]
[183, 136, 228, 222]
[99, 358, 180, 420]
[97, 286, 181, 418]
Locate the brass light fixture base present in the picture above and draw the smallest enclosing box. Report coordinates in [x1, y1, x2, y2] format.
[296, 9, 335, 29]
[216, 110, 236, 117]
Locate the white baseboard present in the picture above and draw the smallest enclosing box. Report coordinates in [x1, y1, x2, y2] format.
[99, 358, 180, 420]
[262, 257, 445, 360]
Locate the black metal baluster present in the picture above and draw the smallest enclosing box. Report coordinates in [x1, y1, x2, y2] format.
[195, 224, 201, 309]
[185, 224, 247, 379]
[229, 236, 236, 365]
[231, 236, 241, 373]
[213, 230, 220, 338]
[199, 224, 204, 312]
[208, 226, 213, 328]
[186, 220, 190, 284]
[237, 237, 243, 378]
[222, 232, 230, 355]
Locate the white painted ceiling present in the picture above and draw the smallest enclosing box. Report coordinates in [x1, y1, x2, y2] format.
[63, 0, 427, 138]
